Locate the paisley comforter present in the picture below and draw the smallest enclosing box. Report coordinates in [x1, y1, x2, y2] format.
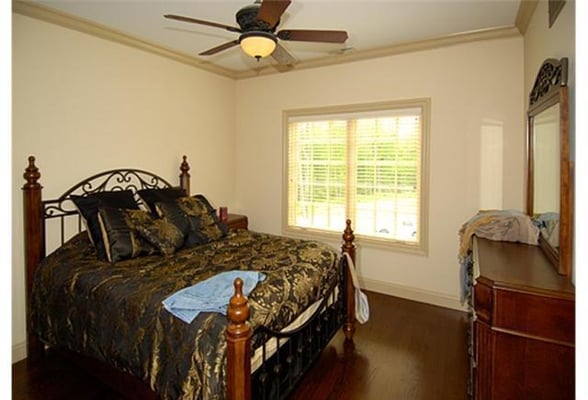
[31, 229, 340, 399]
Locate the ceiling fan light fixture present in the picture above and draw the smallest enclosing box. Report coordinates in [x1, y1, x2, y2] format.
[239, 31, 277, 60]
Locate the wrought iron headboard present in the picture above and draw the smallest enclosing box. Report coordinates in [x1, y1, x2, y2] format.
[43, 168, 177, 246]
[23, 155, 191, 259]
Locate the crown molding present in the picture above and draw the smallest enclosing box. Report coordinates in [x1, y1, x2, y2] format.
[13, 0, 522, 81]
[515, 0, 539, 35]
[235, 26, 522, 79]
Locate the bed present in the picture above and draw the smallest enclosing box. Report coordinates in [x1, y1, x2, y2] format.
[22, 155, 358, 400]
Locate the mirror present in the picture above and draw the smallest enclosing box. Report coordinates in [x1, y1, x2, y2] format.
[527, 57, 572, 276]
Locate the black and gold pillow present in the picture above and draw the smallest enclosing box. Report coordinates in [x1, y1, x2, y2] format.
[72, 190, 139, 261]
[192, 194, 229, 235]
[137, 187, 186, 216]
[121, 209, 187, 257]
[155, 200, 206, 247]
[98, 208, 187, 262]
[180, 195, 228, 238]
[97, 208, 156, 263]
[156, 195, 227, 247]
[133, 218, 185, 256]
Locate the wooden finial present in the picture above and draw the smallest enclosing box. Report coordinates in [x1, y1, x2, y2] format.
[227, 278, 250, 332]
[342, 219, 355, 252]
[180, 155, 190, 175]
[23, 156, 41, 188]
[179, 155, 191, 195]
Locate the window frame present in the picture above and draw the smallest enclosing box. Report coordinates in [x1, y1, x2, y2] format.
[282, 99, 430, 255]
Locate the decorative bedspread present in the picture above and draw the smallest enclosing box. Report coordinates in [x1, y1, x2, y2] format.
[31, 229, 340, 400]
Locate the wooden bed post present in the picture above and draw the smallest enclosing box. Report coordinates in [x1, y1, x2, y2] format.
[179, 155, 190, 195]
[226, 278, 252, 400]
[22, 156, 44, 361]
[342, 219, 356, 340]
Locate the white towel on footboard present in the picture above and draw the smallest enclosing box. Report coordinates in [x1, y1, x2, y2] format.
[343, 252, 369, 324]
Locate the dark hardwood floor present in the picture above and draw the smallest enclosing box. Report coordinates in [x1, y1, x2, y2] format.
[12, 291, 469, 399]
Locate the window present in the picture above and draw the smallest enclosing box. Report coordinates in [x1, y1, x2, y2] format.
[284, 99, 429, 253]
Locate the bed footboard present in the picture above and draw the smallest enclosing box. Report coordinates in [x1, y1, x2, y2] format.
[226, 220, 357, 400]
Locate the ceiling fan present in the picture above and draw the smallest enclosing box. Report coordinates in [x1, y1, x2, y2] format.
[164, 0, 348, 65]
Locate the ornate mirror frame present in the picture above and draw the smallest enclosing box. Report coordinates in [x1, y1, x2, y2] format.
[526, 57, 572, 276]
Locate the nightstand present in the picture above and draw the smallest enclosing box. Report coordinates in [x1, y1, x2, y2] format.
[225, 213, 248, 230]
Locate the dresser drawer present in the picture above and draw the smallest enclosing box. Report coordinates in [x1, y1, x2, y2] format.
[473, 281, 493, 324]
[494, 289, 574, 344]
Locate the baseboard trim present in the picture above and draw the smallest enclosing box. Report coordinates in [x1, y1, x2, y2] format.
[359, 277, 469, 312]
[13, 341, 27, 363]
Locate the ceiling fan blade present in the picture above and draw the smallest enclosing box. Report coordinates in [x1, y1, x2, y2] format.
[271, 42, 297, 65]
[164, 14, 241, 33]
[277, 29, 348, 43]
[199, 40, 240, 56]
[256, 0, 291, 28]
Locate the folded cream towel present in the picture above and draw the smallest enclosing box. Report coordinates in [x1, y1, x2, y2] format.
[343, 252, 369, 324]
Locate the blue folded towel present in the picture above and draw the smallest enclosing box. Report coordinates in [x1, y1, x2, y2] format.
[162, 270, 265, 323]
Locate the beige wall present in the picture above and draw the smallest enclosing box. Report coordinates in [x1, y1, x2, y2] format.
[12, 14, 236, 361]
[234, 37, 525, 308]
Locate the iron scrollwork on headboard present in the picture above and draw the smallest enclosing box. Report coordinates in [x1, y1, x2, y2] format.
[529, 58, 568, 106]
[43, 169, 175, 220]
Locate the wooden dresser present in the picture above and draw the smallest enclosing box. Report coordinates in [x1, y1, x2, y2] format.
[471, 238, 575, 400]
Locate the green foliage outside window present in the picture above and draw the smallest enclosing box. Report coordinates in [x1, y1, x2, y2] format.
[286, 101, 427, 249]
